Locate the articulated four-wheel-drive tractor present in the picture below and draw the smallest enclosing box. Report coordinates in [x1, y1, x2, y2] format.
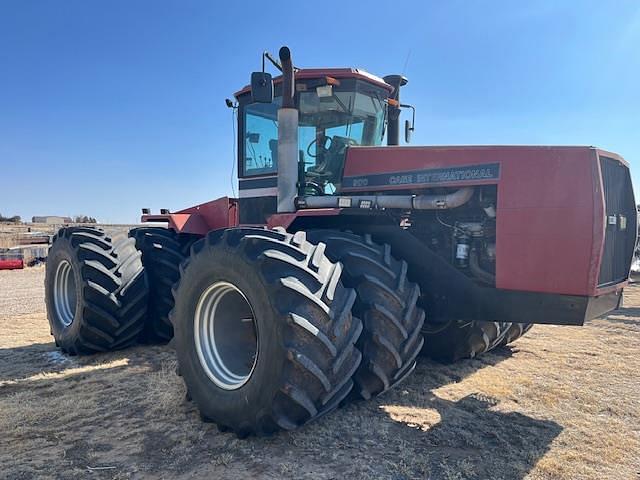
[45, 47, 636, 436]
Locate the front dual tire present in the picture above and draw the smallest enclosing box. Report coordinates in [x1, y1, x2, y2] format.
[171, 228, 362, 436]
[305, 231, 426, 400]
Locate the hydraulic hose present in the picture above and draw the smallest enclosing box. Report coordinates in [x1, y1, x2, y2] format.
[469, 248, 496, 285]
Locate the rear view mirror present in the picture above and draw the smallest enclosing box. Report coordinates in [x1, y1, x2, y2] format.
[251, 72, 273, 103]
[400, 103, 416, 144]
[405, 119, 413, 143]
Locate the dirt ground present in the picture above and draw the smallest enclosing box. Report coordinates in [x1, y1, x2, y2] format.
[0, 268, 638, 480]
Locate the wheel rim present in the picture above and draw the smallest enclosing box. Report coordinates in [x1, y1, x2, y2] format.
[53, 260, 77, 327]
[194, 281, 258, 390]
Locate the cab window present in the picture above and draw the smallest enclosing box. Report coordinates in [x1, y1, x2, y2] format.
[243, 100, 280, 176]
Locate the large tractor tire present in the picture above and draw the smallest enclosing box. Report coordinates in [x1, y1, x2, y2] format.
[305, 231, 425, 400]
[170, 228, 362, 436]
[420, 319, 511, 363]
[45, 227, 148, 355]
[130, 227, 198, 342]
[498, 323, 533, 347]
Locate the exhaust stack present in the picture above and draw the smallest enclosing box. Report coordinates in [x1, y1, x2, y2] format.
[277, 46, 298, 213]
[383, 74, 408, 146]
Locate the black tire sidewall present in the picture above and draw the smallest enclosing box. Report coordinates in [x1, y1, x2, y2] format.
[45, 236, 85, 348]
[130, 227, 194, 342]
[173, 241, 286, 424]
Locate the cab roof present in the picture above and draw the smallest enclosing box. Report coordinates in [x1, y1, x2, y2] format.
[234, 68, 394, 98]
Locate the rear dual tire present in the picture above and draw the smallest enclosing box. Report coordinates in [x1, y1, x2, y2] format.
[45, 227, 148, 354]
[498, 323, 533, 347]
[420, 319, 532, 362]
[130, 227, 197, 342]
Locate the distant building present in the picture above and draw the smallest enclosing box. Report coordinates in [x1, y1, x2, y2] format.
[32, 216, 72, 224]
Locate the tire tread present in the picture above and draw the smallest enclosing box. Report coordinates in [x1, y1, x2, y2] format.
[172, 227, 362, 436]
[305, 230, 425, 400]
[46, 226, 148, 354]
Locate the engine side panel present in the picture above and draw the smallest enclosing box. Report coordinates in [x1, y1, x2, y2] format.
[342, 146, 628, 297]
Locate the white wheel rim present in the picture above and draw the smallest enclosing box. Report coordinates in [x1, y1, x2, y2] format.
[53, 260, 77, 327]
[194, 281, 258, 390]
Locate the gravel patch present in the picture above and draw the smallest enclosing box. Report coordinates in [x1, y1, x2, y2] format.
[0, 266, 46, 319]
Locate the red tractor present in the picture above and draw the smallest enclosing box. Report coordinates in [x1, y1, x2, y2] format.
[44, 47, 636, 436]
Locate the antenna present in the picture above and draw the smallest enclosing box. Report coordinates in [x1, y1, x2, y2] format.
[401, 49, 412, 78]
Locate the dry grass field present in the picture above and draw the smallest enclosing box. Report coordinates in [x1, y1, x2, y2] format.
[0, 267, 638, 479]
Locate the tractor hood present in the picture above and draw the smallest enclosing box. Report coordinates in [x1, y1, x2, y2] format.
[340, 145, 636, 298]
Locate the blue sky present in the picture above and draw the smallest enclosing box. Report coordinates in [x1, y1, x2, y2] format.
[1, 1, 638, 223]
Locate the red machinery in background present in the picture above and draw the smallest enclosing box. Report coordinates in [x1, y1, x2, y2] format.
[0, 253, 24, 270]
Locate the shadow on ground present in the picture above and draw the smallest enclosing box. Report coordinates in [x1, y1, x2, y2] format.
[0, 341, 68, 383]
[606, 306, 640, 325]
[0, 339, 561, 479]
[367, 350, 562, 479]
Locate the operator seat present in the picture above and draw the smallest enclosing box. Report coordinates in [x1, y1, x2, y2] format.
[307, 135, 356, 186]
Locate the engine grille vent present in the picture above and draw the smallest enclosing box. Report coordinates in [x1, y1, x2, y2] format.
[598, 156, 637, 287]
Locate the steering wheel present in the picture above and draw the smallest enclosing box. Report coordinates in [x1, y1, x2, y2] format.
[306, 135, 332, 158]
[303, 181, 325, 196]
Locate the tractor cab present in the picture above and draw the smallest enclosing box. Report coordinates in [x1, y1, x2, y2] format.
[234, 70, 393, 207]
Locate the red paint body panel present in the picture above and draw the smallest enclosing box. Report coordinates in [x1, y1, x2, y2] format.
[0, 259, 24, 270]
[143, 144, 629, 302]
[141, 197, 239, 235]
[342, 145, 621, 297]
